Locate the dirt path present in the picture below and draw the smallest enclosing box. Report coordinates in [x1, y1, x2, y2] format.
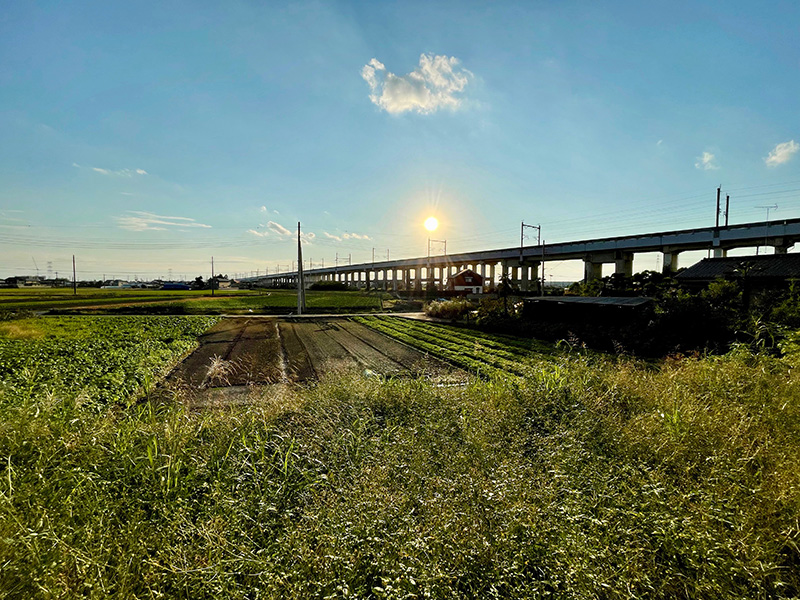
[162, 317, 466, 406]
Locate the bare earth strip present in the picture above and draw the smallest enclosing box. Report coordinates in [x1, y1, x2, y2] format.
[226, 320, 283, 385]
[162, 317, 467, 406]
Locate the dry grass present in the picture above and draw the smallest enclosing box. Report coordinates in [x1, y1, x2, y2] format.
[1, 323, 799, 598]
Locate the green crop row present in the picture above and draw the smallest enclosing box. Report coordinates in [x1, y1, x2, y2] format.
[401, 315, 554, 355]
[373, 316, 554, 365]
[354, 317, 512, 378]
[0, 316, 218, 408]
[353, 316, 549, 378]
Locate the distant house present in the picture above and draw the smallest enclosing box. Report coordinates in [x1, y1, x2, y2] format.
[447, 269, 484, 294]
[3, 276, 46, 288]
[209, 276, 231, 290]
[676, 254, 800, 290]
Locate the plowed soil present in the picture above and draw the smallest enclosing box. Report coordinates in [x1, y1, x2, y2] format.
[163, 317, 465, 405]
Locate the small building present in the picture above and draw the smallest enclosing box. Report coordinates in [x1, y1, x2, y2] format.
[3, 276, 46, 288]
[447, 269, 484, 294]
[676, 254, 800, 290]
[161, 282, 191, 291]
[523, 296, 654, 325]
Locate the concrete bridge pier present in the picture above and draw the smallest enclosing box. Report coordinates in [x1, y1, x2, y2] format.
[773, 238, 792, 254]
[615, 252, 633, 277]
[584, 259, 603, 282]
[662, 250, 680, 274]
[519, 261, 540, 292]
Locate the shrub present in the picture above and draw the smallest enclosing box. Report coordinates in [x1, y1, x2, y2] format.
[424, 299, 472, 321]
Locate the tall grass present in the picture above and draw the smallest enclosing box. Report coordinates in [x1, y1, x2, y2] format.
[1, 344, 798, 598]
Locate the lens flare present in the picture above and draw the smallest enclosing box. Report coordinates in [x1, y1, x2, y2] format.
[424, 217, 439, 231]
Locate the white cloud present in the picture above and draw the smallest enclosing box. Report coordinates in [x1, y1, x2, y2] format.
[115, 211, 212, 231]
[324, 232, 342, 242]
[343, 232, 371, 240]
[247, 229, 269, 237]
[79, 164, 148, 177]
[259, 206, 267, 213]
[0, 210, 25, 223]
[267, 221, 292, 236]
[765, 140, 799, 167]
[362, 53, 472, 115]
[694, 151, 719, 170]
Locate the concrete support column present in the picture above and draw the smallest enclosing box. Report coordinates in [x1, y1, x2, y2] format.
[365, 270, 371, 290]
[713, 248, 728, 258]
[775, 245, 789, 255]
[520, 264, 529, 291]
[530, 262, 540, 292]
[584, 260, 603, 282]
[662, 251, 680, 274]
[615, 252, 634, 277]
[489, 263, 496, 287]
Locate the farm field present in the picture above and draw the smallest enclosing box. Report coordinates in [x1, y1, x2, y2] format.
[165, 317, 466, 405]
[1, 314, 799, 598]
[355, 315, 559, 378]
[0, 287, 391, 314]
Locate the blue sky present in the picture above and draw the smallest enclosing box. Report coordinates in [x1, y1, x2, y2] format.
[2, 1, 799, 281]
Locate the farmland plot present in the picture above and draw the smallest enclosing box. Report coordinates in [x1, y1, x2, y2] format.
[354, 315, 558, 378]
[166, 317, 466, 403]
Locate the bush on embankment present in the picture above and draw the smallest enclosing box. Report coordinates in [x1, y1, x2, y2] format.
[1, 337, 799, 598]
[424, 298, 473, 321]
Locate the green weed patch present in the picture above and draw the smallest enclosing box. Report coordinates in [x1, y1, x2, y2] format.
[0, 316, 799, 598]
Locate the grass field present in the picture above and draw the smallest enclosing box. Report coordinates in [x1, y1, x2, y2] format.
[1, 315, 799, 598]
[0, 287, 391, 314]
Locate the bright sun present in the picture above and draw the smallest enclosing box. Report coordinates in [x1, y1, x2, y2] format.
[424, 216, 439, 231]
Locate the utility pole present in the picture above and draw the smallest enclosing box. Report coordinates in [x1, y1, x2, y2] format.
[72, 255, 76, 295]
[541, 241, 546, 296]
[297, 222, 306, 314]
[715, 186, 721, 228]
[211, 256, 215, 296]
[725, 194, 730, 227]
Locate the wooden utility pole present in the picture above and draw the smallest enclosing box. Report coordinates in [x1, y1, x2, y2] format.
[297, 222, 306, 314]
[211, 256, 215, 296]
[72, 255, 76, 295]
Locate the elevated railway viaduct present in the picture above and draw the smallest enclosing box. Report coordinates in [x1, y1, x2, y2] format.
[247, 218, 800, 292]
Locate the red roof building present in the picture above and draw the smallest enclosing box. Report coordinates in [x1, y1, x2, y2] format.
[447, 268, 484, 294]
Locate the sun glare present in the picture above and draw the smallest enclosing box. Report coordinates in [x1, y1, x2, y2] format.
[424, 216, 439, 231]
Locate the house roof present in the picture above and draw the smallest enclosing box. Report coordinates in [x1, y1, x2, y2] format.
[676, 254, 800, 281]
[450, 268, 483, 281]
[525, 296, 653, 307]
